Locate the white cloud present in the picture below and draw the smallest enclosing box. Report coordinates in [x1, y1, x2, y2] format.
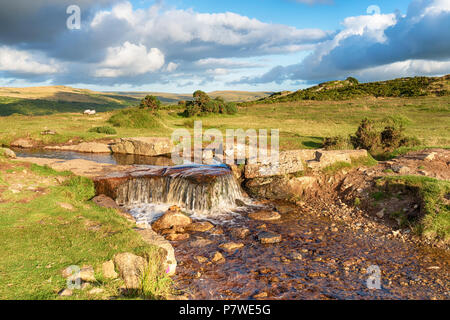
[95, 42, 165, 77]
[166, 62, 179, 72]
[0, 46, 60, 74]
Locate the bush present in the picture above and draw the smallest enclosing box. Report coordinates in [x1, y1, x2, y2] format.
[108, 107, 162, 129]
[183, 91, 238, 117]
[225, 102, 238, 115]
[323, 136, 353, 150]
[350, 118, 381, 152]
[139, 95, 161, 113]
[88, 126, 117, 135]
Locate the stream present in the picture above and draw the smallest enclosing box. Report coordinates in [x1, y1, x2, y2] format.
[14, 148, 450, 300]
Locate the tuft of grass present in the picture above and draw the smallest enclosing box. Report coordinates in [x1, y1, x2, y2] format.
[383, 176, 450, 244]
[88, 126, 117, 135]
[321, 155, 377, 174]
[139, 248, 173, 300]
[30, 164, 72, 177]
[371, 191, 387, 201]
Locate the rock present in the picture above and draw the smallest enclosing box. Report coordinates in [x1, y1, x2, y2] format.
[376, 208, 385, 219]
[211, 251, 225, 263]
[248, 210, 281, 221]
[290, 252, 303, 260]
[231, 227, 250, 239]
[41, 130, 56, 135]
[88, 288, 104, 295]
[195, 256, 208, 264]
[253, 292, 268, 299]
[152, 208, 192, 232]
[186, 221, 214, 233]
[258, 231, 282, 244]
[190, 238, 214, 248]
[219, 242, 244, 252]
[235, 199, 246, 207]
[165, 233, 190, 241]
[244, 150, 316, 179]
[58, 289, 73, 297]
[80, 282, 91, 290]
[1, 148, 16, 158]
[45, 142, 111, 153]
[111, 137, 174, 157]
[102, 260, 118, 279]
[114, 253, 148, 289]
[79, 266, 96, 282]
[11, 138, 35, 149]
[58, 202, 74, 211]
[392, 165, 410, 174]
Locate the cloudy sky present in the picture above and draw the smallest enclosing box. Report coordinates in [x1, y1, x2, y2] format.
[0, 0, 449, 92]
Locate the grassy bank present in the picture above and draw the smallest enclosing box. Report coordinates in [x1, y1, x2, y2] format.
[382, 176, 450, 244]
[0, 154, 171, 300]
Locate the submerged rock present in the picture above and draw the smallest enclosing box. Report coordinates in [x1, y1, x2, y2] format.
[165, 233, 190, 241]
[186, 221, 214, 233]
[219, 242, 244, 252]
[231, 227, 250, 239]
[248, 210, 281, 221]
[258, 231, 282, 244]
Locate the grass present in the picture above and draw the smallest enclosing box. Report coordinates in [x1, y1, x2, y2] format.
[0, 155, 171, 300]
[383, 175, 450, 244]
[0, 95, 448, 150]
[321, 155, 378, 174]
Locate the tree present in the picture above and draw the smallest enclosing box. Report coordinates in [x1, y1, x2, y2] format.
[139, 95, 161, 113]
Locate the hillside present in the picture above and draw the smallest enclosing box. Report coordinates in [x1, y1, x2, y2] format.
[0, 86, 139, 116]
[241, 75, 450, 106]
[0, 86, 272, 116]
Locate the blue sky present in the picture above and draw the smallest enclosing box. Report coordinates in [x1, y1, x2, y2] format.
[0, 0, 449, 93]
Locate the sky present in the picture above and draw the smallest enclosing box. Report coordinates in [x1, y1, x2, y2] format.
[0, 0, 449, 93]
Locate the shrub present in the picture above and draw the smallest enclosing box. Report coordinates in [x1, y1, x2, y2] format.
[183, 91, 238, 117]
[139, 95, 161, 113]
[225, 102, 238, 115]
[108, 107, 162, 129]
[322, 136, 353, 150]
[88, 126, 117, 135]
[350, 118, 381, 152]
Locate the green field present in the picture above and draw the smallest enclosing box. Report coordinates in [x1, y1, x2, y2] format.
[0, 95, 448, 152]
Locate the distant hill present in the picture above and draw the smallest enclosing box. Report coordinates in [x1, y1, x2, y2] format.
[0, 86, 272, 116]
[108, 90, 272, 104]
[240, 75, 450, 106]
[0, 86, 139, 116]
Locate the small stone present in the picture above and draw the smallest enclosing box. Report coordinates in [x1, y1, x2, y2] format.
[376, 208, 385, 219]
[219, 242, 244, 252]
[102, 260, 118, 279]
[190, 238, 213, 248]
[58, 289, 73, 297]
[1, 148, 16, 158]
[195, 256, 208, 263]
[114, 253, 148, 290]
[88, 288, 104, 295]
[165, 233, 190, 241]
[58, 202, 75, 211]
[231, 227, 250, 239]
[253, 292, 268, 299]
[81, 282, 91, 290]
[248, 211, 281, 221]
[79, 266, 96, 282]
[290, 252, 303, 260]
[211, 251, 225, 263]
[186, 221, 214, 232]
[258, 231, 282, 244]
[235, 199, 246, 207]
[391, 165, 410, 175]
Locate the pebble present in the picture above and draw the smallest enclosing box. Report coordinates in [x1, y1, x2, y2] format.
[258, 231, 282, 244]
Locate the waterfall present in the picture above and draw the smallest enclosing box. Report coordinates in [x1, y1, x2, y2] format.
[114, 165, 245, 214]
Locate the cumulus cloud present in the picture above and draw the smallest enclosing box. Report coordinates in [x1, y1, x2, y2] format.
[95, 42, 165, 77]
[0, 46, 60, 75]
[238, 0, 450, 85]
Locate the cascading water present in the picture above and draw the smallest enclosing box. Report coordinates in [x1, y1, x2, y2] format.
[112, 165, 245, 214]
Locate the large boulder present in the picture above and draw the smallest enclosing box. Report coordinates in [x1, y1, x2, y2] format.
[113, 252, 148, 289]
[11, 138, 35, 149]
[244, 150, 316, 179]
[151, 206, 192, 232]
[111, 137, 174, 156]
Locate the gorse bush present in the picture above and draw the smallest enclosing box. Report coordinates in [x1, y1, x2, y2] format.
[183, 91, 238, 117]
[88, 126, 117, 134]
[108, 107, 162, 129]
[139, 95, 161, 113]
